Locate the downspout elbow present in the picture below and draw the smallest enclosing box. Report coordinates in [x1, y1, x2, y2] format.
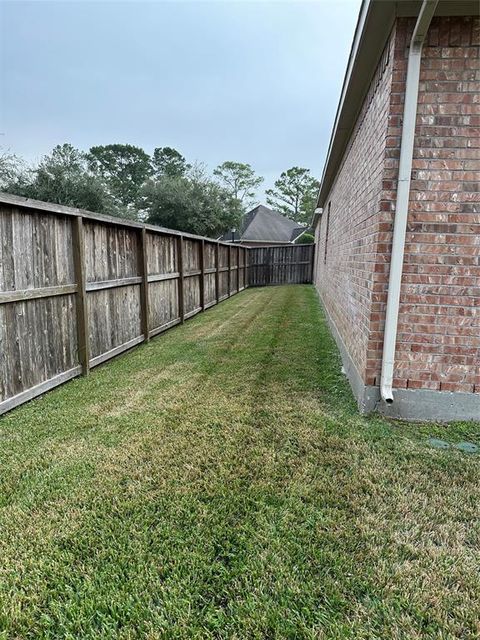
[381, 371, 394, 404]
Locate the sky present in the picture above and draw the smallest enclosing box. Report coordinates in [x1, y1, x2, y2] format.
[0, 0, 361, 197]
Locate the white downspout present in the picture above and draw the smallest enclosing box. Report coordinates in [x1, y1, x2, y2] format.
[380, 0, 438, 404]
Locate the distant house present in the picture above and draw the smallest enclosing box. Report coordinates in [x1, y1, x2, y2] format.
[312, 0, 479, 422]
[220, 205, 306, 247]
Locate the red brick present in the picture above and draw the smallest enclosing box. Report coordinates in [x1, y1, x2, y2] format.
[314, 16, 479, 396]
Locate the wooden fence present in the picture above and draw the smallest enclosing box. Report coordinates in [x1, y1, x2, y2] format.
[247, 244, 314, 287]
[0, 194, 248, 415]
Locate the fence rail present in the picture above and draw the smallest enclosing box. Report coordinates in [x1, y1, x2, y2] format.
[247, 244, 314, 287]
[0, 194, 315, 415]
[0, 194, 248, 415]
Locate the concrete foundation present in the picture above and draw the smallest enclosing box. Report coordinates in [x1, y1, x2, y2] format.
[318, 292, 480, 423]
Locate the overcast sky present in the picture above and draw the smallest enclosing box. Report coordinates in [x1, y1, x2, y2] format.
[0, 0, 361, 196]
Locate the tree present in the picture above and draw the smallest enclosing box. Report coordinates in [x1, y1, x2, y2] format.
[213, 161, 263, 209]
[4, 144, 115, 214]
[143, 164, 242, 237]
[265, 167, 319, 224]
[152, 147, 190, 178]
[88, 144, 152, 209]
[0, 149, 25, 190]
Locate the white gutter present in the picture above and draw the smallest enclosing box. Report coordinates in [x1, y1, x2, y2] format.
[380, 0, 438, 404]
[311, 207, 323, 229]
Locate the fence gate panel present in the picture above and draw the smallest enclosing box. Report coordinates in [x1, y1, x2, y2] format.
[247, 244, 314, 287]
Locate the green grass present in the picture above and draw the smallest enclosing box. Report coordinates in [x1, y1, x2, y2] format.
[0, 285, 479, 639]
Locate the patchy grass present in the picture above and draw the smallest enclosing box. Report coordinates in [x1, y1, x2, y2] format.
[0, 285, 479, 639]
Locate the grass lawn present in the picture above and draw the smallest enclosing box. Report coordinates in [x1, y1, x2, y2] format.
[0, 285, 479, 639]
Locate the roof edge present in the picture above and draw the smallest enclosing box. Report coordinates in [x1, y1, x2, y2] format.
[316, 0, 479, 209]
[316, 0, 395, 209]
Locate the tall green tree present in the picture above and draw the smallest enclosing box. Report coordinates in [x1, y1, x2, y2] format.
[0, 150, 25, 190]
[143, 164, 241, 237]
[4, 144, 114, 214]
[213, 161, 263, 209]
[88, 144, 152, 209]
[265, 167, 319, 224]
[152, 147, 190, 178]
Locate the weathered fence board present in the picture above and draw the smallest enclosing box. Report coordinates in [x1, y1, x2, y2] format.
[0, 194, 248, 415]
[247, 244, 314, 287]
[204, 242, 217, 308]
[148, 279, 179, 335]
[0, 194, 310, 415]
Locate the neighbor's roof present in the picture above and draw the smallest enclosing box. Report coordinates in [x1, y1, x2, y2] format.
[316, 0, 479, 212]
[236, 205, 306, 244]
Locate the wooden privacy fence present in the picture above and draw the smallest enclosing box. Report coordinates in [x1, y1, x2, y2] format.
[0, 194, 248, 415]
[247, 244, 314, 287]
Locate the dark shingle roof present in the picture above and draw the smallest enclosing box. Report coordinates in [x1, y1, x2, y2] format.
[221, 205, 305, 243]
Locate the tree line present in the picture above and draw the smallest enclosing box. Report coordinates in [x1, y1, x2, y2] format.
[0, 144, 319, 237]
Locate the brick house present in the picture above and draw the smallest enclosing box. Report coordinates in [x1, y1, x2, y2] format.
[313, 0, 479, 421]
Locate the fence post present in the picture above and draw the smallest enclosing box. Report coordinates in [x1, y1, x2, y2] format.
[236, 246, 240, 292]
[72, 216, 90, 375]
[138, 227, 149, 341]
[309, 244, 315, 284]
[240, 247, 243, 289]
[177, 235, 185, 323]
[228, 244, 232, 297]
[200, 239, 205, 310]
[215, 243, 220, 304]
[244, 248, 248, 288]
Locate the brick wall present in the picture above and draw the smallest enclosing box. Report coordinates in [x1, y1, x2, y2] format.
[315, 15, 479, 399]
[372, 15, 480, 394]
[314, 27, 396, 384]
